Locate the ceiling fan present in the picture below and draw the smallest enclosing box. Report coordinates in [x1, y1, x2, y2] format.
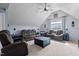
[1, 8, 6, 11]
[39, 3, 53, 13]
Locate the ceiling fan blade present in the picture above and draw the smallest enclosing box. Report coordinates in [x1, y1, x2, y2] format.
[38, 3, 54, 13]
[38, 7, 43, 10]
[50, 9, 53, 11]
[47, 8, 53, 11]
[47, 4, 51, 7]
[39, 10, 43, 13]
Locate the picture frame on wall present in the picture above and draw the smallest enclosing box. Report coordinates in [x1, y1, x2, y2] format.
[72, 21, 75, 27]
[44, 24, 46, 28]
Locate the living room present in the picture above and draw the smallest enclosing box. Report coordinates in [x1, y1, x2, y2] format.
[0, 3, 79, 56]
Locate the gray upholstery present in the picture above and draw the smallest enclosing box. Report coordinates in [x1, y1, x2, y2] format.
[56, 30, 63, 35]
[21, 29, 36, 41]
[48, 30, 63, 41]
[48, 30, 56, 34]
[1, 42, 28, 56]
[54, 30, 63, 40]
[0, 30, 28, 56]
[0, 30, 13, 44]
[0, 32, 11, 47]
[34, 37, 50, 48]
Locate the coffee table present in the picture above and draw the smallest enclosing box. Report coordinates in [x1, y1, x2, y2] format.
[34, 37, 50, 48]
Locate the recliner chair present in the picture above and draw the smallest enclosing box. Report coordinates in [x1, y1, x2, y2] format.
[0, 30, 28, 56]
[54, 30, 64, 41]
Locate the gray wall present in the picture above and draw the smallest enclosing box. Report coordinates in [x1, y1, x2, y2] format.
[40, 10, 79, 40]
[5, 3, 50, 34]
[40, 10, 65, 32]
[7, 3, 50, 27]
[5, 3, 79, 40]
[39, 19, 50, 32]
[7, 25, 39, 34]
[65, 15, 79, 40]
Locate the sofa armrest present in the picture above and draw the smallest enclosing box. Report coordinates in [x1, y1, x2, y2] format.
[54, 33, 63, 36]
[1, 42, 28, 56]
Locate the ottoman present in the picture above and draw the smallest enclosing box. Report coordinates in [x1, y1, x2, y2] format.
[34, 37, 50, 48]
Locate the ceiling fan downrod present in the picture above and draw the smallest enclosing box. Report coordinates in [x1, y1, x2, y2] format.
[44, 3, 48, 11]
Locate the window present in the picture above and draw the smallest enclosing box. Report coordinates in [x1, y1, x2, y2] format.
[50, 21, 62, 30]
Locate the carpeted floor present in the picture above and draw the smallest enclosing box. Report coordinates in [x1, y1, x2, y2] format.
[0, 40, 79, 56]
[27, 40, 79, 56]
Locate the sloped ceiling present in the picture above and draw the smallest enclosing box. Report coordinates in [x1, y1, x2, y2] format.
[7, 3, 51, 27]
[7, 3, 79, 27]
[0, 3, 9, 9]
[0, 3, 9, 12]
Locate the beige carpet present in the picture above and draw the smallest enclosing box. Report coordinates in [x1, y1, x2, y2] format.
[0, 40, 79, 56]
[27, 40, 79, 56]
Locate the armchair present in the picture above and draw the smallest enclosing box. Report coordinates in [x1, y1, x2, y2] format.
[0, 30, 28, 56]
[54, 30, 64, 41]
[21, 29, 36, 42]
[47, 30, 64, 41]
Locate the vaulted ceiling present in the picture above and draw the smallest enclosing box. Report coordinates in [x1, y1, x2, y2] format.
[5, 3, 79, 27]
[0, 3, 9, 8]
[0, 3, 9, 12]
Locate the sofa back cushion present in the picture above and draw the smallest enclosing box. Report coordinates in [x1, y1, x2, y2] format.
[56, 30, 63, 35]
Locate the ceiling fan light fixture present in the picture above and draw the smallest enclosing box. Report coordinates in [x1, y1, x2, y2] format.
[1, 8, 6, 11]
[44, 7, 48, 11]
[39, 3, 53, 13]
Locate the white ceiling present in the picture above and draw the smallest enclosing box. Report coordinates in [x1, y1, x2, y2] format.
[6, 3, 79, 27]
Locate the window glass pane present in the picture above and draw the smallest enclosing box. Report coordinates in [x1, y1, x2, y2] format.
[50, 20, 62, 31]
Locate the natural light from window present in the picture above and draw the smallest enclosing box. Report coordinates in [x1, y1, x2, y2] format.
[50, 21, 63, 31]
